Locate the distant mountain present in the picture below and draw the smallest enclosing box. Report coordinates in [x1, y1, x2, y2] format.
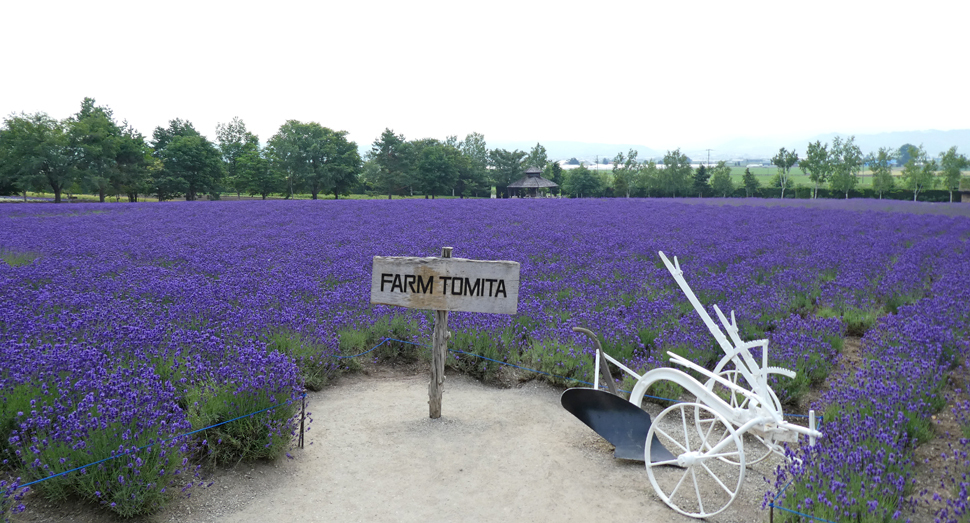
[488, 141, 661, 162]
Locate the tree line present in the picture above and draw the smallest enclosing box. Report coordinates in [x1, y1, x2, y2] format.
[2, 99, 967, 203]
[0, 99, 363, 203]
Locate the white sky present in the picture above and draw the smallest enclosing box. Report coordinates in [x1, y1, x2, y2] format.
[1, 0, 966, 152]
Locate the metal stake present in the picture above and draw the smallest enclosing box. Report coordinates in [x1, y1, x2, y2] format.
[298, 391, 306, 449]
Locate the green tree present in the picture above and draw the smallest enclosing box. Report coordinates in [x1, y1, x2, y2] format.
[370, 128, 410, 199]
[710, 161, 734, 197]
[901, 144, 937, 201]
[153, 174, 189, 202]
[151, 119, 200, 157]
[115, 122, 153, 202]
[828, 136, 862, 199]
[800, 141, 830, 199]
[459, 132, 489, 197]
[868, 147, 896, 199]
[741, 167, 760, 197]
[488, 148, 526, 198]
[771, 147, 798, 198]
[692, 164, 710, 197]
[897, 143, 917, 166]
[0, 112, 76, 202]
[268, 121, 360, 200]
[68, 97, 122, 202]
[657, 149, 692, 196]
[416, 141, 462, 198]
[237, 145, 282, 199]
[216, 117, 260, 198]
[564, 164, 602, 198]
[939, 146, 968, 202]
[157, 134, 224, 200]
[527, 142, 548, 169]
[611, 149, 639, 198]
[542, 162, 564, 196]
[635, 161, 660, 196]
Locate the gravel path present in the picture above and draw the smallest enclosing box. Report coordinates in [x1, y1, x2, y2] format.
[14, 369, 781, 522]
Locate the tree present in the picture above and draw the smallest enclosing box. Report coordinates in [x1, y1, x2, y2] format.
[488, 148, 526, 198]
[0, 112, 76, 203]
[416, 142, 462, 198]
[370, 128, 410, 199]
[527, 142, 548, 169]
[542, 162, 564, 196]
[458, 132, 489, 197]
[868, 147, 896, 199]
[68, 97, 122, 202]
[563, 164, 602, 197]
[710, 161, 734, 197]
[771, 147, 798, 198]
[216, 117, 260, 198]
[268, 120, 361, 200]
[692, 164, 710, 197]
[828, 136, 862, 199]
[901, 144, 937, 201]
[115, 122, 153, 202]
[897, 143, 917, 166]
[237, 144, 282, 199]
[800, 141, 830, 199]
[151, 119, 221, 200]
[153, 174, 189, 202]
[611, 149, 639, 198]
[151, 119, 200, 157]
[657, 149, 692, 196]
[635, 161, 660, 196]
[156, 134, 224, 200]
[742, 167, 760, 197]
[939, 146, 968, 202]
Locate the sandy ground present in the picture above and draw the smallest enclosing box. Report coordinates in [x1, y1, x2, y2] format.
[14, 368, 783, 523]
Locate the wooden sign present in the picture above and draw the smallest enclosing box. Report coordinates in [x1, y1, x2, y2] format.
[370, 256, 520, 315]
[370, 248, 520, 419]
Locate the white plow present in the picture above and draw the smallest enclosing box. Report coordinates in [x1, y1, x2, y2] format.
[565, 251, 822, 518]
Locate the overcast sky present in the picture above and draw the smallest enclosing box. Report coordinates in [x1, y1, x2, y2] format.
[2, 0, 966, 153]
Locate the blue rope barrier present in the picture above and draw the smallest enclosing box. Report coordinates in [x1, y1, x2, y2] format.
[335, 337, 394, 359]
[5, 392, 305, 494]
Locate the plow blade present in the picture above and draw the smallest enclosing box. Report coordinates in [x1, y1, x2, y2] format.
[561, 387, 677, 464]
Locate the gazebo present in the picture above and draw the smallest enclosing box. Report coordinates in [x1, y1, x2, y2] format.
[508, 166, 558, 197]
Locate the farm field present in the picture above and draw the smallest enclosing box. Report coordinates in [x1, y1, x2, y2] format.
[2, 198, 970, 521]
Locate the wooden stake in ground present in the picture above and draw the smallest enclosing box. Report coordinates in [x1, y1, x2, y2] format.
[429, 247, 452, 419]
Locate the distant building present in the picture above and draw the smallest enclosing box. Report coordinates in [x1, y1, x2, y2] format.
[508, 166, 558, 197]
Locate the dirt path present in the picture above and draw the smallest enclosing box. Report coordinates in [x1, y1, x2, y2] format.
[15, 369, 782, 523]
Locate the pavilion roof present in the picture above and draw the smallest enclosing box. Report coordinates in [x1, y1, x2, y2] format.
[508, 175, 558, 188]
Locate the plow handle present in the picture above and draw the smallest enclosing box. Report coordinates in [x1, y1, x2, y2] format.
[572, 327, 619, 396]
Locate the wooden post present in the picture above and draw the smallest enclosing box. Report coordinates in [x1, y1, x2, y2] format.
[429, 246, 452, 418]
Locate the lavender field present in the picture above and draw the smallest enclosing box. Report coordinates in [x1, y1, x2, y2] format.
[2, 198, 970, 521]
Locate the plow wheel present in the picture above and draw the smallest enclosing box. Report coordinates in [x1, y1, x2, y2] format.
[645, 402, 745, 518]
[703, 369, 782, 465]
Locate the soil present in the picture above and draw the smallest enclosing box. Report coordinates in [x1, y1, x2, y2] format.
[12, 364, 786, 523]
[797, 337, 864, 413]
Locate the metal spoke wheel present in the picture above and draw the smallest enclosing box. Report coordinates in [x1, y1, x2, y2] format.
[703, 369, 782, 465]
[645, 402, 745, 518]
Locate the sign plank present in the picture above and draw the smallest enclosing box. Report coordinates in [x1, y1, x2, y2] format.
[370, 256, 520, 314]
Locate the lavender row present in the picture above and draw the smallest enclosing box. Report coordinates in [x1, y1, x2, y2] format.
[771, 234, 970, 521]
